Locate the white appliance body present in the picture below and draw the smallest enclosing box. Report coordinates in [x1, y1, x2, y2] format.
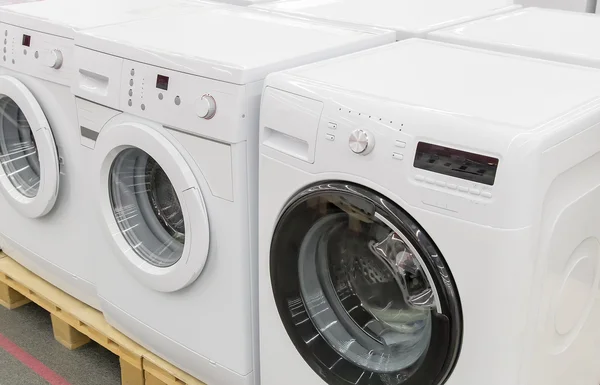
[431, 7, 600, 69]
[258, 39, 600, 385]
[74, 74, 256, 385]
[72, 7, 395, 385]
[0, 20, 100, 307]
[252, 0, 521, 40]
[0, 0, 224, 309]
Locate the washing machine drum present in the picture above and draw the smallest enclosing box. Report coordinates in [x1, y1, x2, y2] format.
[109, 148, 185, 268]
[270, 183, 462, 385]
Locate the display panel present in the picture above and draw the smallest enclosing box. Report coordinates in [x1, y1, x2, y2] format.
[156, 75, 169, 91]
[22, 34, 31, 47]
[414, 142, 498, 186]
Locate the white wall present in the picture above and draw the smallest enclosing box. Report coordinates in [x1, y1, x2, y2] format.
[516, 0, 597, 13]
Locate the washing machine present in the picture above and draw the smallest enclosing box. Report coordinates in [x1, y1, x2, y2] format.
[252, 0, 520, 40]
[0, 0, 221, 309]
[516, 0, 596, 13]
[70, 6, 394, 385]
[430, 7, 600, 69]
[258, 38, 600, 385]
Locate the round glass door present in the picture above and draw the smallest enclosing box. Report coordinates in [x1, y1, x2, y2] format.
[109, 148, 185, 268]
[0, 96, 41, 197]
[270, 183, 462, 385]
[96, 121, 209, 292]
[0, 76, 59, 218]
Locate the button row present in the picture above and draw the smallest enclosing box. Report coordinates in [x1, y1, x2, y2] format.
[325, 121, 337, 142]
[414, 175, 492, 198]
[392, 140, 406, 160]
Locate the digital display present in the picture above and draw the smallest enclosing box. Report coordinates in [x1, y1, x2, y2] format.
[414, 142, 499, 186]
[156, 74, 169, 91]
[22, 34, 31, 47]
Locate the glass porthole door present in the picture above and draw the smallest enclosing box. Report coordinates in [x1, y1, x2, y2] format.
[270, 183, 462, 385]
[0, 76, 59, 218]
[95, 121, 210, 293]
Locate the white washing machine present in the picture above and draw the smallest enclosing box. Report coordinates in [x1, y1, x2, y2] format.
[70, 6, 394, 385]
[0, 0, 221, 309]
[430, 7, 600, 69]
[258, 39, 600, 385]
[516, 0, 597, 13]
[252, 0, 520, 40]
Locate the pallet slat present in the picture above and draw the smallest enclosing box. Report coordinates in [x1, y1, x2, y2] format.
[0, 280, 30, 309]
[0, 253, 207, 385]
[50, 313, 91, 350]
[143, 358, 192, 385]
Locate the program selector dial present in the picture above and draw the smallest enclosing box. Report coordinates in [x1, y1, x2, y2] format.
[195, 94, 216, 119]
[44, 49, 63, 69]
[348, 129, 374, 155]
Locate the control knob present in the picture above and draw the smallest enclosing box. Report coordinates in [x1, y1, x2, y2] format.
[43, 49, 63, 69]
[195, 94, 216, 119]
[348, 129, 374, 155]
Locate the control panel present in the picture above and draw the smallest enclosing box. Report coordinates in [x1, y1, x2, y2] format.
[120, 59, 247, 144]
[1, 23, 73, 86]
[313, 100, 499, 215]
[72, 46, 250, 145]
[259, 84, 511, 227]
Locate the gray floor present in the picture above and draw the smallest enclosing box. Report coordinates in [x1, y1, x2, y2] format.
[0, 302, 121, 385]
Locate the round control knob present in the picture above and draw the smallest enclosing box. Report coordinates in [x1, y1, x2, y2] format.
[195, 95, 216, 119]
[348, 129, 373, 154]
[44, 49, 63, 69]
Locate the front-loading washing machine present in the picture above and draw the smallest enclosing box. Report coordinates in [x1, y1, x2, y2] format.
[70, 6, 394, 385]
[258, 38, 600, 385]
[430, 7, 600, 69]
[0, 0, 221, 309]
[252, 0, 520, 40]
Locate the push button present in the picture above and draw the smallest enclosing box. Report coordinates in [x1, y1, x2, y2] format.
[326, 134, 335, 141]
[392, 153, 404, 160]
[395, 140, 406, 148]
[435, 181, 446, 187]
[415, 175, 425, 182]
[469, 188, 481, 196]
[458, 186, 468, 192]
[328, 122, 337, 130]
[481, 191, 493, 198]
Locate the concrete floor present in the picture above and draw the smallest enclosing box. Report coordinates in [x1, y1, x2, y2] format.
[0, 302, 121, 385]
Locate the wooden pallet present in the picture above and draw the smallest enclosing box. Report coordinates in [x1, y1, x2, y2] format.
[0, 252, 206, 385]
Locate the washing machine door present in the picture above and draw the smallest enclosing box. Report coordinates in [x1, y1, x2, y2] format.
[270, 182, 463, 385]
[0, 76, 59, 218]
[95, 121, 210, 293]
